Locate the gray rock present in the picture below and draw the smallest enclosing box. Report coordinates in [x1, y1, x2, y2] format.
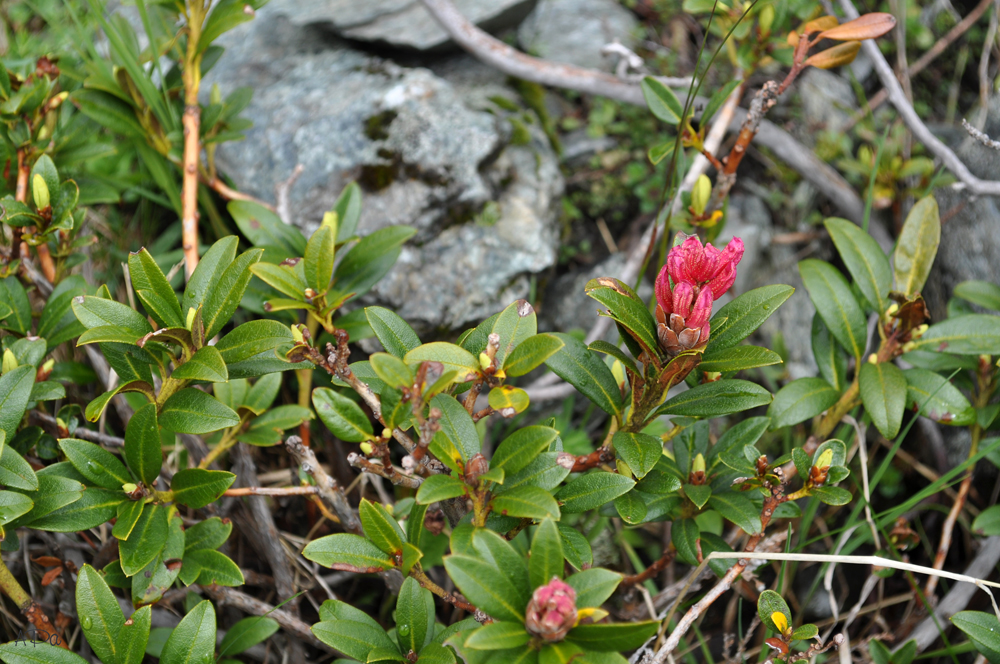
[518, 0, 640, 71]
[799, 68, 857, 138]
[206, 8, 564, 334]
[266, 0, 537, 51]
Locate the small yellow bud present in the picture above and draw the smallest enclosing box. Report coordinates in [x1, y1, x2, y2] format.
[322, 210, 339, 232]
[867, 353, 878, 364]
[122, 483, 138, 494]
[1, 349, 17, 374]
[815, 448, 833, 469]
[493, 369, 506, 380]
[360, 442, 374, 455]
[771, 611, 789, 634]
[32, 174, 50, 210]
[611, 360, 626, 387]
[382, 428, 392, 439]
[885, 302, 899, 318]
[291, 325, 304, 343]
[692, 453, 706, 474]
[913, 324, 928, 338]
[901, 341, 916, 353]
[691, 174, 711, 216]
[41, 358, 54, 373]
[479, 352, 491, 371]
[186, 307, 197, 330]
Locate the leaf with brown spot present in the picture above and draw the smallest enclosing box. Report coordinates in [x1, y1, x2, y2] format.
[806, 41, 861, 69]
[818, 13, 896, 40]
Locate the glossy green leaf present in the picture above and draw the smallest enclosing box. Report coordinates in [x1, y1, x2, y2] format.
[529, 518, 564, 589]
[72, 296, 152, 336]
[641, 77, 683, 125]
[312, 387, 373, 442]
[432, 394, 481, 461]
[698, 345, 783, 373]
[59, 438, 131, 490]
[160, 388, 240, 434]
[187, 549, 244, 586]
[185, 516, 233, 552]
[859, 361, 907, 439]
[218, 617, 279, 657]
[0, 490, 33, 526]
[0, 276, 30, 335]
[565, 568, 622, 609]
[0, 366, 34, 445]
[614, 490, 648, 524]
[558, 525, 593, 571]
[465, 622, 531, 650]
[170, 468, 235, 509]
[115, 604, 151, 664]
[497, 453, 571, 496]
[228, 201, 305, 257]
[706, 285, 795, 353]
[395, 576, 436, 654]
[160, 600, 216, 664]
[910, 315, 1000, 355]
[312, 620, 398, 661]
[585, 279, 660, 357]
[304, 224, 336, 293]
[303, 533, 396, 571]
[76, 564, 125, 664]
[768, 377, 840, 429]
[812, 315, 847, 392]
[360, 498, 406, 556]
[444, 555, 526, 622]
[27, 486, 123, 531]
[171, 346, 229, 383]
[952, 612, 1000, 664]
[810, 485, 852, 505]
[567, 622, 659, 651]
[119, 504, 169, 576]
[894, 196, 940, 297]
[708, 416, 770, 467]
[824, 217, 891, 314]
[708, 492, 762, 534]
[656, 379, 772, 418]
[505, 333, 565, 377]
[201, 248, 264, 339]
[491, 485, 560, 520]
[129, 248, 184, 328]
[955, 280, 1000, 312]
[335, 225, 416, 296]
[557, 472, 635, 513]
[217, 319, 298, 378]
[113, 499, 144, 540]
[684, 484, 712, 510]
[544, 333, 623, 416]
[799, 259, 867, 359]
[416, 475, 467, 504]
[0, 643, 90, 663]
[492, 426, 559, 475]
[903, 368, 975, 426]
[405, 343, 480, 384]
[613, 432, 662, 479]
[124, 403, 161, 485]
[366, 307, 421, 358]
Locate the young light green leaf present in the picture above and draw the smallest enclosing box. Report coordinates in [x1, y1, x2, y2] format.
[360, 498, 406, 556]
[464, 622, 531, 650]
[405, 343, 480, 383]
[129, 248, 184, 328]
[171, 346, 229, 383]
[304, 224, 336, 293]
[415, 475, 468, 504]
[954, 280, 1000, 312]
[492, 426, 559, 475]
[641, 77, 683, 125]
[894, 196, 940, 297]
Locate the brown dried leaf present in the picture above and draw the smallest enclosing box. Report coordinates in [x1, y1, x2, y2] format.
[41, 566, 63, 586]
[31, 556, 63, 567]
[818, 13, 896, 41]
[787, 30, 800, 47]
[803, 16, 840, 35]
[805, 41, 861, 69]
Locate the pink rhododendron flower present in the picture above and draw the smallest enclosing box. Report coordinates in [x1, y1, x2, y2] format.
[525, 577, 578, 642]
[655, 234, 744, 356]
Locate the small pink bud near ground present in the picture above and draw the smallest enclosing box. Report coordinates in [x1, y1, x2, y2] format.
[525, 577, 578, 642]
[655, 234, 745, 356]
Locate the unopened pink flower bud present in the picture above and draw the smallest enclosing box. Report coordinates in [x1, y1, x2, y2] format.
[525, 577, 577, 643]
[653, 235, 744, 357]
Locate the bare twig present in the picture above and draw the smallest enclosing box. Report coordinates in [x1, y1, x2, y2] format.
[838, 0, 1000, 196]
[223, 485, 321, 497]
[977, 0, 1000, 127]
[200, 585, 331, 652]
[347, 453, 422, 489]
[963, 118, 1000, 149]
[32, 412, 124, 448]
[285, 435, 361, 534]
[275, 164, 304, 226]
[419, 0, 866, 225]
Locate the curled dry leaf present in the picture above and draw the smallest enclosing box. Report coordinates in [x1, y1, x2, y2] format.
[805, 41, 862, 69]
[818, 13, 896, 41]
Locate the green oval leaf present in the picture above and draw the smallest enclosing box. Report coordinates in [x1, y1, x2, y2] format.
[903, 368, 975, 426]
[161, 600, 216, 664]
[706, 285, 795, 353]
[159, 388, 240, 434]
[656, 379, 772, 418]
[824, 217, 891, 314]
[894, 196, 940, 297]
[859, 361, 907, 440]
[170, 468, 236, 509]
[799, 259, 867, 360]
[556, 472, 635, 513]
[767, 377, 840, 429]
[313, 387, 373, 442]
[303, 533, 396, 572]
